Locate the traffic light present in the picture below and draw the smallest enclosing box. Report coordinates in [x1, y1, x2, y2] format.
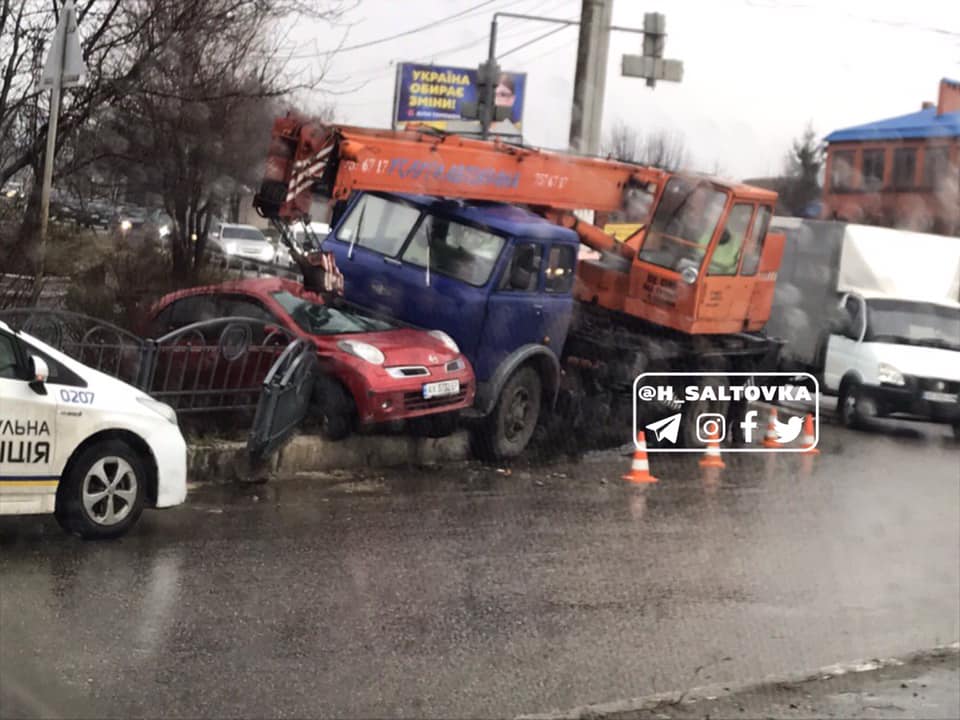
[461, 60, 510, 126]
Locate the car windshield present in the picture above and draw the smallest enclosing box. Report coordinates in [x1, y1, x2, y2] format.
[638, 177, 728, 273]
[866, 299, 960, 350]
[272, 290, 394, 335]
[222, 226, 266, 242]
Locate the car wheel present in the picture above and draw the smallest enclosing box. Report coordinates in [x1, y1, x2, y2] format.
[838, 380, 867, 429]
[472, 365, 541, 460]
[312, 374, 355, 441]
[55, 440, 146, 540]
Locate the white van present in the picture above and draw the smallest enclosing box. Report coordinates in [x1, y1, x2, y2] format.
[0, 321, 187, 538]
[824, 293, 960, 434]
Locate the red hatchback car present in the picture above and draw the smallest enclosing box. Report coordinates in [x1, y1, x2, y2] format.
[146, 278, 475, 438]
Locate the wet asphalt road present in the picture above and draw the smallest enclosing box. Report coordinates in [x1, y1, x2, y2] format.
[1, 417, 958, 719]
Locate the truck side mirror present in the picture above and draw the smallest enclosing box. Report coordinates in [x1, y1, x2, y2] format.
[29, 355, 49, 395]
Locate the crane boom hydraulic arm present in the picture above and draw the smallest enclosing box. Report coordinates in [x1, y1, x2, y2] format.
[254, 114, 668, 257]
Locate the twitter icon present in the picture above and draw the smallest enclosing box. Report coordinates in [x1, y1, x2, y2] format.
[773, 415, 803, 444]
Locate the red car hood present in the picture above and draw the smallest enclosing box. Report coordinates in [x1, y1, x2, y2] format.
[332, 328, 459, 367]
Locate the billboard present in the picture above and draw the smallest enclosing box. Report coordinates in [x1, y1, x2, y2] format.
[393, 62, 526, 131]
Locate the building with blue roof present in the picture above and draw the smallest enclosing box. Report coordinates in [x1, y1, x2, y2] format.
[822, 78, 959, 236]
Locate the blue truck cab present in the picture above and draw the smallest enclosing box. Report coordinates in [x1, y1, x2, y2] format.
[321, 191, 580, 457]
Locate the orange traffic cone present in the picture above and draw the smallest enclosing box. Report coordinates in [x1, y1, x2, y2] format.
[762, 407, 782, 448]
[699, 426, 725, 468]
[623, 432, 658, 484]
[801, 413, 819, 454]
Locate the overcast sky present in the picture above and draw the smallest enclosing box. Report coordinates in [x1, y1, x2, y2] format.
[293, 0, 960, 179]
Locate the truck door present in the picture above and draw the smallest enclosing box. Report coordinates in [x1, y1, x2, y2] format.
[699, 203, 755, 327]
[740, 207, 780, 330]
[538, 244, 577, 356]
[323, 193, 421, 313]
[0, 330, 59, 510]
[478, 241, 549, 382]
[824, 294, 866, 391]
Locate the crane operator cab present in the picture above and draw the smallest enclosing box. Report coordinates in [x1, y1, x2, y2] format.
[617, 175, 785, 335]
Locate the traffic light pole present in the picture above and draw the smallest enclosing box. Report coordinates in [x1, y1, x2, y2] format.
[480, 10, 648, 146]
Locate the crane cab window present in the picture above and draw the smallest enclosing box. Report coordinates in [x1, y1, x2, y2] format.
[402, 215, 505, 287]
[638, 177, 727, 273]
[707, 204, 753, 276]
[336, 194, 420, 257]
[498, 243, 543, 292]
[545, 245, 576, 293]
[739, 206, 772, 276]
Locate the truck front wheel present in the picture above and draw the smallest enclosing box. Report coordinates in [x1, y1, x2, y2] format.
[838, 380, 870, 428]
[472, 366, 542, 460]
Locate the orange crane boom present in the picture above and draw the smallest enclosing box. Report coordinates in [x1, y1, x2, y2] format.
[258, 115, 666, 258]
[255, 113, 785, 336]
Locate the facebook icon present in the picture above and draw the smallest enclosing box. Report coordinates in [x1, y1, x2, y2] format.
[738, 410, 759, 444]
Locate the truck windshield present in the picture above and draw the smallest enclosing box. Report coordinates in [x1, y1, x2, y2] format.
[638, 177, 727, 273]
[402, 215, 505, 287]
[272, 291, 394, 335]
[865, 299, 960, 350]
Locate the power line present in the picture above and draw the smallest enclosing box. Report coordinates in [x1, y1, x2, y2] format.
[316, 0, 501, 55]
[497, 23, 573, 59]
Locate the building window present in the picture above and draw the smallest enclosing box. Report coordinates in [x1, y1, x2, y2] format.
[892, 148, 917, 189]
[923, 146, 950, 189]
[861, 149, 885, 190]
[830, 151, 855, 191]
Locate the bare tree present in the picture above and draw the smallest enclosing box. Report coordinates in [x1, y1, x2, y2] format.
[602, 120, 689, 171]
[1, 0, 350, 276]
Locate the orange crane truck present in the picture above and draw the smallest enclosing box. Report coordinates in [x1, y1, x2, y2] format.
[254, 116, 786, 458]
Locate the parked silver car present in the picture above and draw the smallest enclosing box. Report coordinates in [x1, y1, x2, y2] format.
[209, 223, 274, 265]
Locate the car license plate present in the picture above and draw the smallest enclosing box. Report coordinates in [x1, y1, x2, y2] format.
[922, 390, 957, 403]
[423, 380, 460, 399]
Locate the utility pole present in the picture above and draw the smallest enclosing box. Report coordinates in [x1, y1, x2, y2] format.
[568, 0, 613, 156]
[36, 0, 86, 283]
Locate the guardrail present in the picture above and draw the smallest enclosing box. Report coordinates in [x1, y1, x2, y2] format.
[0, 309, 298, 416]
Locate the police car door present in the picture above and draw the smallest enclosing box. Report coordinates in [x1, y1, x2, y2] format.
[0, 329, 58, 511]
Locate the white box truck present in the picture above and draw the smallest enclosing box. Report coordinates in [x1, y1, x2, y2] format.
[768, 219, 960, 437]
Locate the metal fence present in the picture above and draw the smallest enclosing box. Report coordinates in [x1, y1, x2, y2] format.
[0, 309, 299, 415]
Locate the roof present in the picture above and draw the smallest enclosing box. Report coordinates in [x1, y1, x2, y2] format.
[388, 193, 579, 242]
[825, 106, 960, 143]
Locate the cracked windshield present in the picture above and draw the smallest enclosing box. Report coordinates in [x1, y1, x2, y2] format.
[2, 1, 959, 718]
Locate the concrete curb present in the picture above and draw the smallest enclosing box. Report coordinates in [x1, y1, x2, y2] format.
[516, 642, 960, 720]
[187, 430, 471, 484]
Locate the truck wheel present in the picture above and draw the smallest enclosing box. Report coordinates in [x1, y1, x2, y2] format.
[55, 440, 146, 540]
[472, 366, 542, 460]
[838, 381, 867, 428]
[312, 375, 355, 441]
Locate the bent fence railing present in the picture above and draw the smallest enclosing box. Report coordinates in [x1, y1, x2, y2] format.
[0, 309, 301, 416]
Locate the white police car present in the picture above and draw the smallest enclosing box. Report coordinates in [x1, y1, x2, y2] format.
[0, 320, 186, 539]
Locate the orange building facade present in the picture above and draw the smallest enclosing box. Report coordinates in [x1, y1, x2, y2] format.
[822, 78, 960, 236]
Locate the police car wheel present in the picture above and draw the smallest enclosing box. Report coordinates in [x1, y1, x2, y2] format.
[56, 441, 146, 540]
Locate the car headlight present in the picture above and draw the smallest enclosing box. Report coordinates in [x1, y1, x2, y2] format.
[120, 219, 132, 232]
[878, 362, 905, 386]
[337, 340, 385, 365]
[138, 396, 179, 425]
[428, 330, 459, 354]
[158, 224, 170, 237]
[223, 240, 238, 254]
